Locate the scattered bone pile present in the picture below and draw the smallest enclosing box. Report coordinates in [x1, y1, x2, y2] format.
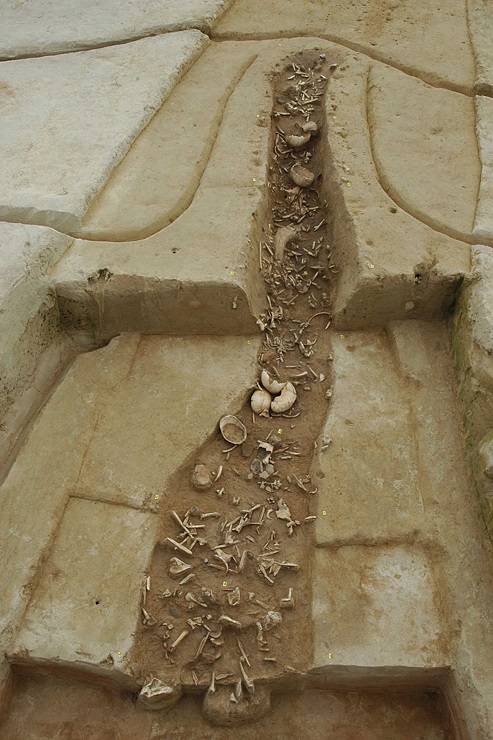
[134, 51, 335, 714]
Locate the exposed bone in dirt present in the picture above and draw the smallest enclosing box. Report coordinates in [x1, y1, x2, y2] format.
[130, 51, 338, 717]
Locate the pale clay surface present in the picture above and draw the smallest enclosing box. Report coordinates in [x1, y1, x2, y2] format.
[0, 32, 207, 232]
[215, 0, 476, 92]
[474, 96, 493, 242]
[314, 322, 493, 732]
[0, 223, 71, 466]
[315, 331, 423, 547]
[467, 0, 493, 93]
[368, 64, 480, 238]
[1, 333, 259, 663]
[313, 546, 445, 670]
[0, 0, 233, 58]
[14, 498, 158, 679]
[324, 56, 470, 328]
[80, 42, 259, 240]
[2, 0, 493, 736]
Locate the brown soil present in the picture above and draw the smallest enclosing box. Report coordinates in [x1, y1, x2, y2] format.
[130, 50, 338, 697]
[1, 674, 451, 739]
[0, 49, 462, 740]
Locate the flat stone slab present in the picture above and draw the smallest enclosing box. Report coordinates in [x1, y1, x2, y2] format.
[315, 332, 423, 546]
[368, 65, 479, 238]
[0, 32, 207, 232]
[13, 498, 157, 686]
[0, 0, 231, 58]
[312, 545, 447, 675]
[216, 0, 475, 94]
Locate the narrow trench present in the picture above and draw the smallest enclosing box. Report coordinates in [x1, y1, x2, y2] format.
[130, 50, 338, 718]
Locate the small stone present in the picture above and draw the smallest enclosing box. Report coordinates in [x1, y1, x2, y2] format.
[192, 464, 212, 491]
[257, 447, 271, 463]
[250, 458, 263, 476]
[227, 586, 241, 606]
[262, 610, 282, 631]
[301, 121, 318, 134]
[259, 463, 275, 480]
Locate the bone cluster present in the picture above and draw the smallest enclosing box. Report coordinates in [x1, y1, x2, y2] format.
[250, 370, 297, 416]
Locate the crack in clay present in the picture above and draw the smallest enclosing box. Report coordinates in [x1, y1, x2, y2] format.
[0, 55, 258, 244]
[213, 31, 479, 98]
[0, 24, 218, 63]
[0, 34, 484, 246]
[0, 354, 77, 489]
[0, 38, 489, 248]
[72, 408, 102, 495]
[8, 493, 74, 643]
[1, 27, 484, 101]
[69, 491, 145, 511]
[78, 53, 258, 242]
[364, 66, 493, 249]
[471, 96, 484, 232]
[0, 0, 241, 62]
